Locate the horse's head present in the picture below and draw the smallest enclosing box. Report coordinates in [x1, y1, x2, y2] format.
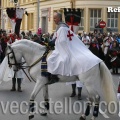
[6, 44, 23, 71]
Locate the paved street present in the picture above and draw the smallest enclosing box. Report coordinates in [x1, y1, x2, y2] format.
[1, 1, 120, 120]
[0, 72, 120, 120]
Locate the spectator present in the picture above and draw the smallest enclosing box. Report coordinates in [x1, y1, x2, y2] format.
[21, 31, 25, 38]
[82, 32, 90, 48]
[32, 34, 42, 44]
[67, 81, 83, 100]
[89, 36, 105, 60]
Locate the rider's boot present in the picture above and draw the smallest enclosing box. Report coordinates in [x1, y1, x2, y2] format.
[17, 78, 22, 92]
[47, 74, 59, 85]
[11, 78, 16, 91]
[70, 84, 76, 97]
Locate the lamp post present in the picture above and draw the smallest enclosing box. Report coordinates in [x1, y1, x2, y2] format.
[37, 0, 40, 29]
[0, 7, 4, 29]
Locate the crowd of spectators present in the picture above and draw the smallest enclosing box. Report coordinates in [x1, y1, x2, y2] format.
[0, 29, 120, 74]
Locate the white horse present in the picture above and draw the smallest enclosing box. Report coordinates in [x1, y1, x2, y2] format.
[5, 39, 116, 120]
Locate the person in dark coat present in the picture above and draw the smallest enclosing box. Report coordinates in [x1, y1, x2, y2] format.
[89, 36, 105, 60]
[0, 38, 7, 62]
[108, 41, 120, 74]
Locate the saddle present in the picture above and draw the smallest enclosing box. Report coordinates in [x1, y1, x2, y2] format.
[41, 51, 52, 77]
[41, 51, 59, 85]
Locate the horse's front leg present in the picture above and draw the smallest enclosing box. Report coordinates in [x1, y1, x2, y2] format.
[43, 85, 49, 111]
[29, 77, 47, 120]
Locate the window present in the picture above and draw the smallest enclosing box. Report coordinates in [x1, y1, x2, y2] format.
[90, 9, 101, 31]
[2, 0, 4, 7]
[8, 0, 10, 6]
[79, 10, 84, 30]
[27, 13, 34, 30]
[53, 10, 57, 31]
[107, 12, 118, 32]
[21, 15, 25, 30]
[19, 0, 21, 4]
[8, 19, 12, 28]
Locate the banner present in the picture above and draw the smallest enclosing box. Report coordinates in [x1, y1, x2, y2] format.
[6, 8, 25, 36]
[64, 8, 81, 33]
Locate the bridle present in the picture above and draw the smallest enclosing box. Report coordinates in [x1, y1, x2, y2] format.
[7, 47, 33, 82]
[7, 48, 25, 69]
[7, 46, 50, 82]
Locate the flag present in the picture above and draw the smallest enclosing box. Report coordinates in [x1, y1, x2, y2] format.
[6, 8, 25, 37]
[64, 8, 81, 33]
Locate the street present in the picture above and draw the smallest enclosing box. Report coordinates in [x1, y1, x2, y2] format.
[0, 72, 120, 120]
[0, 1, 120, 120]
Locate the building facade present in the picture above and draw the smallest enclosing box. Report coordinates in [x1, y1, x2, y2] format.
[1, 0, 120, 34]
[1, 0, 38, 33]
[0, 1, 1, 29]
[40, 0, 120, 34]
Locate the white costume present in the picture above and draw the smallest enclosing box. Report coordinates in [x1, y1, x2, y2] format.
[102, 37, 112, 55]
[66, 80, 83, 88]
[47, 27, 102, 76]
[82, 35, 90, 48]
[0, 57, 24, 84]
[14, 69, 24, 79]
[0, 57, 14, 83]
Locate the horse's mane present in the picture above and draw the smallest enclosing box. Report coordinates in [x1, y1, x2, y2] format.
[11, 39, 46, 53]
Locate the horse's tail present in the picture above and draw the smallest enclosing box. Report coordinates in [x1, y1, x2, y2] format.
[99, 62, 117, 103]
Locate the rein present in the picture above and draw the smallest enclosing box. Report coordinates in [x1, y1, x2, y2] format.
[7, 47, 50, 83]
[28, 48, 49, 70]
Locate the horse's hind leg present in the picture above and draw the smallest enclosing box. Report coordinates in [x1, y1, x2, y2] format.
[82, 84, 100, 120]
[79, 64, 101, 120]
[80, 95, 100, 120]
[91, 95, 100, 120]
[79, 80, 100, 119]
[80, 97, 93, 120]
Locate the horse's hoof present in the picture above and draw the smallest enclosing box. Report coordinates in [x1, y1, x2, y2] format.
[40, 112, 47, 116]
[44, 102, 49, 110]
[29, 114, 34, 120]
[79, 116, 86, 120]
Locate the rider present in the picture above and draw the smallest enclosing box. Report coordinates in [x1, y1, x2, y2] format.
[47, 12, 102, 84]
[47, 12, 69, 84]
